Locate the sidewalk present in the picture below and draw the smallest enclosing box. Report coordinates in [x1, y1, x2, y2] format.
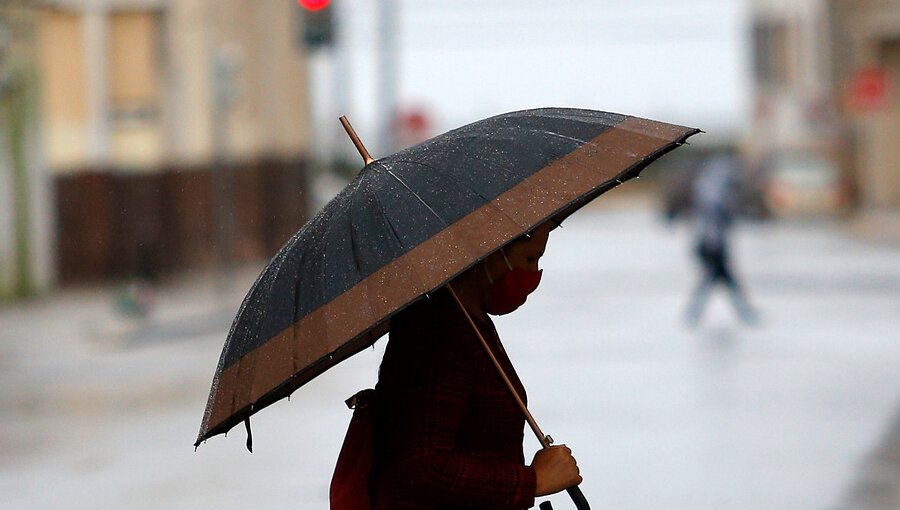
[1, 204, 899, 509]
[838, 407, 900, 510]
[844, 207, 900, 247]
[0, 266, 258, 466]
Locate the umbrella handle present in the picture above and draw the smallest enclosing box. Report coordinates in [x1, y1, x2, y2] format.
[538, 486, 590, 510]
[567, 486, 590, 510]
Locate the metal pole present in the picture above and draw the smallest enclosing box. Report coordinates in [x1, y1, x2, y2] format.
[83, 1, 110, 165]
[0, 7, 38, 298]
[210, 45, 240, 294]
[331, 0, 352, 161]
[376, 0, 397, 156]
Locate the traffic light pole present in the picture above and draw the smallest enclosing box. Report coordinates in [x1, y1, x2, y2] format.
[376, 0, 398, 156]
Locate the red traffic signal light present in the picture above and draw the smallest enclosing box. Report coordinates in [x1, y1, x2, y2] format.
[298, 0, 330, 11]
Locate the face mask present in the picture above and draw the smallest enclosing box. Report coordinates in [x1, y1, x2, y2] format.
[485, 250, 543, 315]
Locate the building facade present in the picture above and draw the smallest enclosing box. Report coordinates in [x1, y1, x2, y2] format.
[747, 0, 847, 214]
[30, 0, 313, 285]
[749, 0, 900, 213]
[830, 0, 900, 209]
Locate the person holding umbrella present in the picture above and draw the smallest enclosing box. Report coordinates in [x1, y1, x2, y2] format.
[194, 108, 698, 510]
[369, 222, 580, 509]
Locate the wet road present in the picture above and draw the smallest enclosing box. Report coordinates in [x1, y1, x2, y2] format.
[1, 202, 898, 509]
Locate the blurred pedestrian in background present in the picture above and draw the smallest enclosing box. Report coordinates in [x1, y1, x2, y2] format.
[684, 149, 758, 327]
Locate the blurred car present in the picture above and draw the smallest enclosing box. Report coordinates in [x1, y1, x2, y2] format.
[763, 151, 845, 215]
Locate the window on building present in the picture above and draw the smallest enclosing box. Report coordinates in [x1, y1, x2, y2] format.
[37, 8, 89, 169]
[108, 10, 163, 168]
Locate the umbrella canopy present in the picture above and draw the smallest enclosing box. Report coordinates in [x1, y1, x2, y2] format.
[196, 107, 699, 447]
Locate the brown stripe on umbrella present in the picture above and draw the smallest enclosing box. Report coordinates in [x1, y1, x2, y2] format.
[200, 116, 696, 439]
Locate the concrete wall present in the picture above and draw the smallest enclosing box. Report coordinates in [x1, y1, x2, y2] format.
[749, 0, 836, 153]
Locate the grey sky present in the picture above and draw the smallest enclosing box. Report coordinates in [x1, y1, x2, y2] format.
[316, 0, 750, 155]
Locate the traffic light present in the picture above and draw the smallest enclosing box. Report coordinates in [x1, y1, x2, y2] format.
[298, 0, 330, 11]
[298, 0, 334, 49]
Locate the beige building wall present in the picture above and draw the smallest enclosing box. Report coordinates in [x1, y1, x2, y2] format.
[164, 0, 210, 164]
[831, 0, 900, 208]
[865, 39, 900, 206]
[31, 0, 314, 285]
[252, 2, 310, 160]
[37, 8, 89, 169]
[751, 0, 900, 211]
[208, 0, 310, 163]
[108, 10, 163, 169]
[37, 0, 311, 172]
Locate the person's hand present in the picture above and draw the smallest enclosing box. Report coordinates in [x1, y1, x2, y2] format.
[530, 445, 582, 496]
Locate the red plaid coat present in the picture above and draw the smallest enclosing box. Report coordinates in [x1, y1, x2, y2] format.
[371, 290, 537, 510]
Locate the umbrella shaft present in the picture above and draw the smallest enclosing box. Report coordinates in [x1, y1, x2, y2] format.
[447, 285, 551, 448]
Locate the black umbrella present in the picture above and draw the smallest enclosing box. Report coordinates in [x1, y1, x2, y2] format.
[196, 107, 698, 506]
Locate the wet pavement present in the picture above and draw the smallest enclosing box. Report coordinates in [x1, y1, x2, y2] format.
[1, 201, 899, 509]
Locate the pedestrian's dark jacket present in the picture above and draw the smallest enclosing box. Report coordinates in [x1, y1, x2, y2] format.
[372, 289, 537, 510]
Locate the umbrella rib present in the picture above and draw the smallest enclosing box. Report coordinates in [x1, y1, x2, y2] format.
[448, 157, 531, 230]
[339, 184, 368, 279]
[371, 192, 409, 251]
[346, 187, 369, 280]
[388, 156, 531, 234]
[533, 129, 587, 145]
[453, 152, 541, 227]
[369, 190, 431, 296]
[371, 188, 446, 295]
[383, 167, 449, 226]
[320, 203, 348, 296]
